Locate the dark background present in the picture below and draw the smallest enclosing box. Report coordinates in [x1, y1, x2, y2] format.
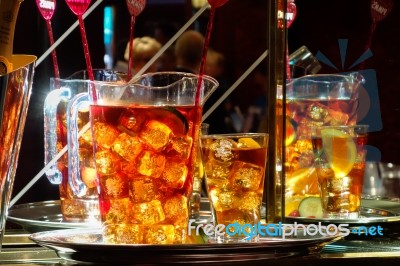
[10, 0, 400, 204]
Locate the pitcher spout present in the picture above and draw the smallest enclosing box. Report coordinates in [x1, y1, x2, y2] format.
[130, 72, 219, 107]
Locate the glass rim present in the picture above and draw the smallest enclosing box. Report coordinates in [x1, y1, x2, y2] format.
[310, 124, 369, 129]
[310, 124, 369, 135]
[200, 132, 269, 139]
[287, 72, 363, 83]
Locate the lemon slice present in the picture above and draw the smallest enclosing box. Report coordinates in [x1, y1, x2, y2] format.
[320, 128, 356, 178]
[238, 137, 260, 148]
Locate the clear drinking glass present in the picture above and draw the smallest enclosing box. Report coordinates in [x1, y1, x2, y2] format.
[378, 162, 400, 199]
[200, 133, 268, 242]
[0, 55, 36, 249]
[311, 125, 369, 219]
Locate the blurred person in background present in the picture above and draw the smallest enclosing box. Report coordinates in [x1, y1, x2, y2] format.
[174, 30, 205, 74]
[114, 36, 162, 75]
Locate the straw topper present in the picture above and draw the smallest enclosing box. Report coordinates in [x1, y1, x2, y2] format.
[125, 0, 147, 80]
[208, 0, 229, 8]
[286, 0, 297, 28]
[371, 0, 393, 22]
[126, 0, 146, 16]
[65, 0, 91, 15]
[36, 0, 59, 78]
[36, 0, 56, 20]
[65, 0, 94, 81]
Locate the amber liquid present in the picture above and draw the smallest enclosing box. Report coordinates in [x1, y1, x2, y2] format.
[311, 135, 367, 216]
[90, 104, 200, 244]
[283, 98, 358, 216]
[201, 139, 267, 231]
[55, 101, 100, 222]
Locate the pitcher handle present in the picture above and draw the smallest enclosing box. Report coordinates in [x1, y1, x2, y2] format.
[67, 93, 89, 197]
[43, 88, 71, 184]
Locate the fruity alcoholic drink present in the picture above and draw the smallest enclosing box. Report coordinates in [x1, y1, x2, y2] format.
[92, 105, 198, 244]
[200, 133, 268, 242]
[76, 72, 218, 244]
[311, 125, 368, 218]
[283, 74, 362, 217]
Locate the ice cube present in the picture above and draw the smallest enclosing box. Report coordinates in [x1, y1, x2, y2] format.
[166, 135, 193, 159]
[204, 158, 231, 181]
[173, 224, 188, 244]
[105, 198, 133, 224]
[239, 191, 262, 211]
[208, 189, 239, 211]
[132, 199, 165, 224]
[91, 122, 121, 149]
[306, 103, 329, 122]
[210, 139, 236, 163]
[144, 225, 175, 244]
[160, 160, 188, 190]
[327, 176, 352, 193]
[99, 172, 129, 199]
[139, 120, 172, 151]
[229, 161, 264, 191]
[203, 166, 231, 190]
[118, 109, 148, 135]
[129, 176, 158, 203]
[137, 150, 166, 178]
[103, 224, 144, 244]
[95, 150, 118, 175]
[163, 194, 188, 224]
[111, 133, 143, 162]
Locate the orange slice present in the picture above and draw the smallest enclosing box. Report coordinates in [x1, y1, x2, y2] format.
[321, 128, 356, 178]
[238, 137, 260, 148]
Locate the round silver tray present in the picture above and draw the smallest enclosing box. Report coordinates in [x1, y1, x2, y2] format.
[7, 200, 101, 232]
[9, 199, 400, 233]
[29, 228, 340, 264]
[7, 200, 212, 232]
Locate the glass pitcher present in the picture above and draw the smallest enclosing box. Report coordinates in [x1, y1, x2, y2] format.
[68, 72, 218, 244]
[282, 73, 364, 218]
[43, 69, 125, 222]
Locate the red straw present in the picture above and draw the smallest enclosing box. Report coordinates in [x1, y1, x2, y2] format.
[125, 0, 146, 81]
[361, 0, 393, 70]
[36, 0, 60, 78]
[77, 15, 94, 81]
[46, 21, 60, 79]
[127, 16, 136, 80]
[65, 0, 94, 81]
[189, 0, 230, 192]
